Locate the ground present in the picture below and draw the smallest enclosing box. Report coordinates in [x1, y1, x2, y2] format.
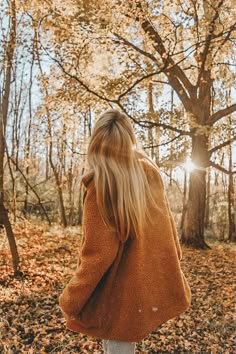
[0, 221, 235, 354]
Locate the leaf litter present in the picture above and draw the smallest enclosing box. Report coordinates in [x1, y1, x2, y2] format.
[0, 221, 235, 353]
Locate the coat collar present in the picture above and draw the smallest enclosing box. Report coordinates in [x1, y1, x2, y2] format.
[81, 170, 94, 188]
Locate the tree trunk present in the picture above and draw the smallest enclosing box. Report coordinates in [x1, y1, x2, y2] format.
[205, 167, 211, 229]
[0, 0, 20, 274]
[35, 31, 67, 227]
[57, 180, 67, 227]
[78, 180, 84, 225]
[48, 143, 67, 226]
[182, 133, 211, 249]
[228, 116, 236, 242]
[24, 37, 35, 217]
[148, 81, 154, 159]
[0, 202, 20, 274]
[169, 89, 174, 186]
[180, 169, 188, 231]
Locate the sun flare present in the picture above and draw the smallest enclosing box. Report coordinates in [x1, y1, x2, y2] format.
[183, 157, 196, 172]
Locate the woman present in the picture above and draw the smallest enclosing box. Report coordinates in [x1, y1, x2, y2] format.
[59, 109, 191, 354]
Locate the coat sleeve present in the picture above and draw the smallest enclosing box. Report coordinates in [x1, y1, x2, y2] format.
[58, 186, 120, 317]
[164, 195, 183, 261]
[152, 165, 183, 261]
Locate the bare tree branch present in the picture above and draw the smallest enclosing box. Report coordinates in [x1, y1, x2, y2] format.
[6, 153, 51, 224]
[113, 33, 198, 106]
[207, 103, 236, 125]
[116, 101, 191, 135]
[117, 71, 162, 101]
[39, 28, 168, 106]
[211, 22, 236, 63]
[113, 33, 158, 63]
[143, 133, 182, 150]
[43, 51, 116, 104]
[139, 19, 194, 111]
[210, 161, 236, 174]
[141, 20, 195, 93]
[216, 62, 236, 67]
[209, 136, 236, 155]
[197, 0, 224, 86]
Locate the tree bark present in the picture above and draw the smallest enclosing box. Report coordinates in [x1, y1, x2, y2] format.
[24, 34, 35, 217]
[0, 0, 20, 274]
[182, 133, 211, 249]
[180, 169, 188, 231]
[169, 89, 174, 186]
[148, 81, 154, 160]
[228, 115, 236, 242]
[205, 168, 211, 229]
[35, 29, 67, 227]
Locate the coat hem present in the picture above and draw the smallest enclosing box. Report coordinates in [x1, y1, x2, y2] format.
[65, 301, 191, 342]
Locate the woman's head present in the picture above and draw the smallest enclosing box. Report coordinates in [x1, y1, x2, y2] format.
[87, 109, 137, 166]
[86, 109, 157, 241]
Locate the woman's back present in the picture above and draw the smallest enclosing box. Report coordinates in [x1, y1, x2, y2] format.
[60, 156, 191, 341]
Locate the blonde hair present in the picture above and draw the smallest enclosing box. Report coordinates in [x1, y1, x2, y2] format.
[87, 109, 158, 241]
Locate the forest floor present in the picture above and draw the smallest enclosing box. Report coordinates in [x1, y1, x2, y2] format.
[0, 221, 235, 354]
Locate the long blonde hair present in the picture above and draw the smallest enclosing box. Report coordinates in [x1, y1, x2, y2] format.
[87, 109, 158, 241]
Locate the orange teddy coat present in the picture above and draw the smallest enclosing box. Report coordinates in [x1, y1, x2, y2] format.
[58, 158, 192, 342]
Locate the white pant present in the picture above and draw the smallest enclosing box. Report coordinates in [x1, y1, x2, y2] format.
[102, 339, 135, 354]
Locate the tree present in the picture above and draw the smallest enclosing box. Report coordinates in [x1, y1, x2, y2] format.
[0, 0, 20, 274]
[36, 0, 236, 248]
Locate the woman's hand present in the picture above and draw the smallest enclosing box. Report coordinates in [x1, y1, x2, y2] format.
[59, 294, 78, 321]
[61, 309, 78, 321]
[61, 310, 69, 321]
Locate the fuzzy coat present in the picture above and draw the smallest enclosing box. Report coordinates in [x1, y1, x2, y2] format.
[58, 158, 192, 342]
